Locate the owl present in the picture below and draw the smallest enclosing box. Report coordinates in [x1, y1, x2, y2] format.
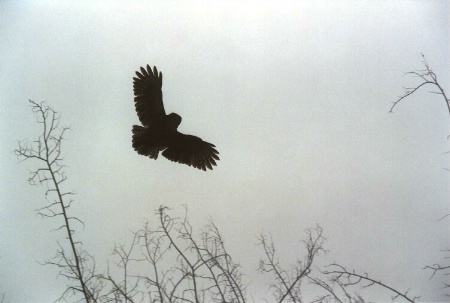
[132, 65, 219, 171]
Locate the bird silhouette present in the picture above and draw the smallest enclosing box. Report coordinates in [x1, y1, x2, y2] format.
[132, 65, 219, 171]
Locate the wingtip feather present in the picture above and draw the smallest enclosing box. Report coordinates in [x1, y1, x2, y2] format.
[141, 66, 149, 76]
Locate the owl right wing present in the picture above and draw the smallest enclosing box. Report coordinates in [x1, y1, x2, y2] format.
[162, 132, 220, 171]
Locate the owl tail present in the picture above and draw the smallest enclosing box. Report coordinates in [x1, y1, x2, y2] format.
[132, 125, 160, 159]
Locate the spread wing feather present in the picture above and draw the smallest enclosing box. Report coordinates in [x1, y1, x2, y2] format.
[162, 133, 220, 171]
[133, 65, 165, 126]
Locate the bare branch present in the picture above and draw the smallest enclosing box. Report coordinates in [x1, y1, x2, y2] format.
[257, 225, 325, 303]
[390, 54, 450, 130]
[323, 264, 419, 302]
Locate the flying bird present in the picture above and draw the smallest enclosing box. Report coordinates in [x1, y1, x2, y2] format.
[131, 65, 219, 171]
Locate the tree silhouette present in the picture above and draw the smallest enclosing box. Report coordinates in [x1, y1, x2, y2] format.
[16, 100, 427, 302]
[391, 55, 450, 297]
[390, 54, 450, 131]
[15, 100, 97, 302]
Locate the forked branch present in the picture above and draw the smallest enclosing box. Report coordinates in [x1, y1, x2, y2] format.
[390, 54, 450, 128]
[322, 264, 419, 302]
[257, 225, 325, 303]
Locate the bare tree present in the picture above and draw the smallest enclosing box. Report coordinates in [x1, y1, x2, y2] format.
[100, 206, 246, 303]
[257, 225, 325, 303]
[256, 226, 424, 303]
[390, 53, 450, 127]
[14, 101, 248, 303]
[101, 206, 247, 303]
[15, 101, 427, 302]
[15, 100, 98, 302]
[391, 55, 450, 298]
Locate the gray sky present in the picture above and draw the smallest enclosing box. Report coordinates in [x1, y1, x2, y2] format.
[1, 1, 449, 302]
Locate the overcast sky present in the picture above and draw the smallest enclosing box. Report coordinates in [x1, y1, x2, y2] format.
[1, 1, 449, 302]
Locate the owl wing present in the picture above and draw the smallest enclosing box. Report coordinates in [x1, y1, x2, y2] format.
[162, 132, 220, 171]
[133, 65, 166, 126]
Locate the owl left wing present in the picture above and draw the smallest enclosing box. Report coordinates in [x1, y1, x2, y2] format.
[162, 133, 220, 171]
[133, 65, 166, 127]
